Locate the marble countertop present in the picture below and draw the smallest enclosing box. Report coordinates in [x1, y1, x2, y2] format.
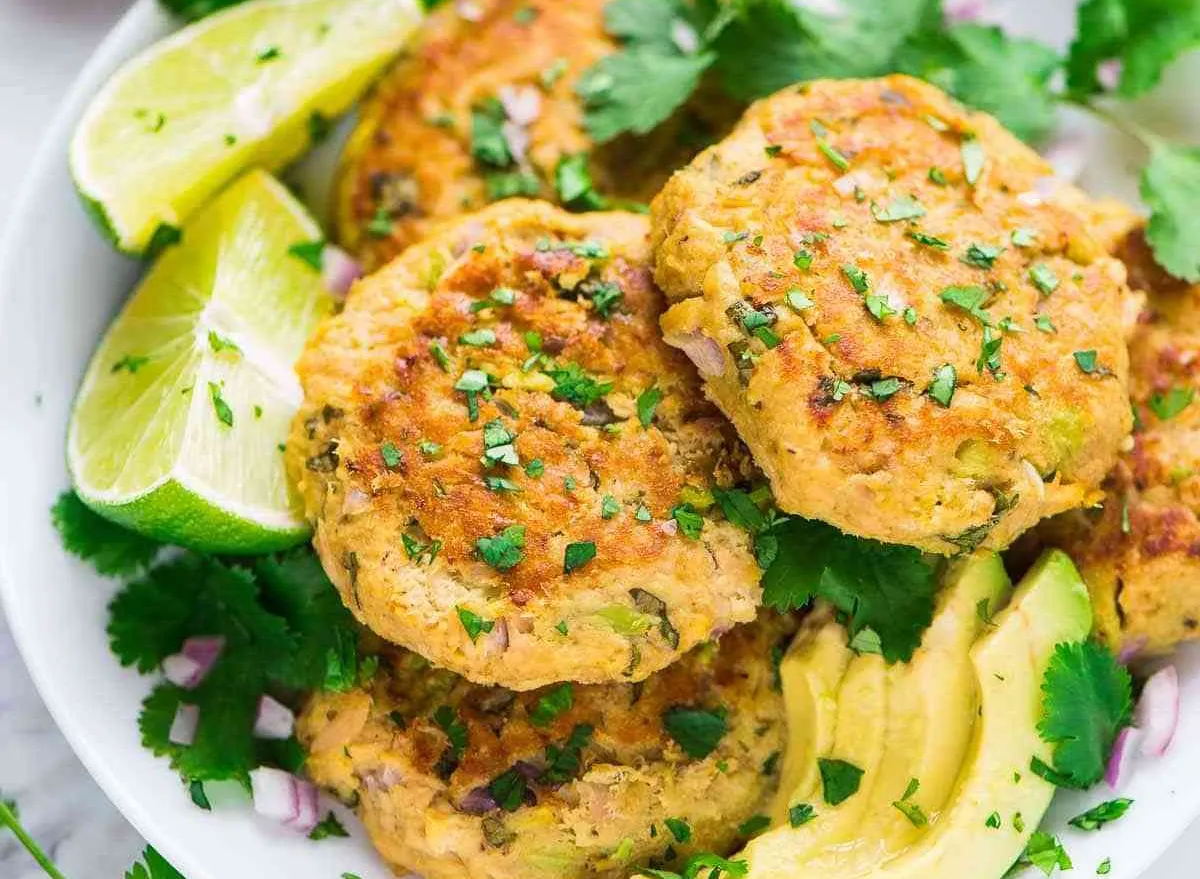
[0, 2, 1198, 877]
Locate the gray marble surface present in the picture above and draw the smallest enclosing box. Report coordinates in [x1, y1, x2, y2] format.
[0, 2, 1198, 878]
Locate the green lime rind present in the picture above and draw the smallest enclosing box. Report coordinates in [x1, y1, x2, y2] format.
[75, 477, 310, 555]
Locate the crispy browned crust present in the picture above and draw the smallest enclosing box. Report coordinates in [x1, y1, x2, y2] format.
[337, 0, 733, 271]
[651, 74, 1134, 555]
[1042, 226, 1200, 653]
[298, 613, 793, 879]
[288, 201, 760, 689]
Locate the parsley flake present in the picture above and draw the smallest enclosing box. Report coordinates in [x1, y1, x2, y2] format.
[819, 758, 864, 806]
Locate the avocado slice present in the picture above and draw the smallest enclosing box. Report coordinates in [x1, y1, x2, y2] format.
[767, 608, 853, 824]
[741, 550, 1091, 879]
[749, 552, 1009, 872]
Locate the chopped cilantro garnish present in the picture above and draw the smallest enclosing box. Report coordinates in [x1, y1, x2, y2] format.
[1012, 227, 1038, 247]
[470, 101, 512, 168]
[111, 353, 150, 374]
[542, 723, 594, 784]
[842, 264, 870, 293]
[556, 153, 607, 210]
[1068, 798, 1133, 832]
[927, 364, 956, 407]
[891, 777, 927, 827]
[208, 382, 234, 427]
[286, 239, 324, 270]
[665, 817, 692, 843]
[525, 459, 545, 478]
[545, 363, 613, 408]
[868, 377, 903, 400]
[794, 249, 814, 271]
[476, 525, 526, 571]
[459, 328, 497, 347]
[1148, 386, 1195, 421]
[637, 384, 663, 428]
[871, 196, 925, 222]
[738, 814, 771, 838]
[818, 758, 864, 806]
[962, 243, 1003, 269]
[207, 330, 240, 355]
[961, 136, 985, 185]
[601, 495, 621, 519]
[786, 289, 815, 311]
[789, 803, 816, 827]
[1017, 831, 1072, 876]
[456, 606, 495, 643]
[940, 285, 994, 326]
[816, 137, 850, 170]
[529, 682, 573, 727]
[663, 706, 728, 759]
[1034, 314, 1056, 333]
[429, 341, 451, 371]
[308, 812, 349, 840]
[1073, 350, 1107, 375]
[671, 504, 704, 539]
[985, 811, 1002, 829]
[380, 441, 403, 470]
[907, 230, 949, 250]
[563, 541, 597, 574]
[1029, 263, 1060, 295]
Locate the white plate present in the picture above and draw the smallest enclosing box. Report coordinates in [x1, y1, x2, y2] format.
[1, 2, 1199, 878]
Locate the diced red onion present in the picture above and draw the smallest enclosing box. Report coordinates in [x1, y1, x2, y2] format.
[498, 85, 542, 127]
[341, 488, 371, 517]
[1118, 636, 1148, 665]
[1136, 665, 1180, 758]
[668, 331, 725, 377]
[1098, 59, 1123, 91]
[250, 768, 320, 834]
[660, 519, 679, 537]
[1105, 726, 1142, 790]
[322, 245, 362, 300]
[460, 787, 497, 814]
[254, 695, 296, 741]
[162, 636, 224, 689]
[832, 169, 881, 197]
[169, 704, 199, 746]
[944, 0, 986, 22]
[501, 121, 530, 165]
[455, 0, 483, 21]
[482, 618, 509, 656]
[513, 760, 542, 780]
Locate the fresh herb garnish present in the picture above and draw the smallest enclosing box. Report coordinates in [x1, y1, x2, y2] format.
[663, 706, 728, 759]
[818, 758, 864, 806]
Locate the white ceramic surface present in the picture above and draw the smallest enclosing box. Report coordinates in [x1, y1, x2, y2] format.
[1, 2, 1199, 878]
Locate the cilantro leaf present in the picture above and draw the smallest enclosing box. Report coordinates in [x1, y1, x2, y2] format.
[125, 846, 185, 879]
[579, 49, 714, 143]
[308, 812, 350, 840]
[663, 706, 728, 758]
[545, 362, 614, 408]
[1141, 142, 1200, 282]
[1067, 0, 1200, 99]
[894, 24, 1061, 142]
[760, 517, 935, 662]
[1037, 641, 1133, 788]
[1017, 830, 1073, 876]
[51, 490, 160, 577]
[253, 550, 357, 690]
[529, 683, 574, 727]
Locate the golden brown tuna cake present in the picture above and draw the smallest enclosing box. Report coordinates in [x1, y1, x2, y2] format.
[651, 74, 1135, 555]
[288, 201, 761, 690]
[298, 613, 793, 879]
[1041, 227, 1200, 654]
[337, 0, 733, 271]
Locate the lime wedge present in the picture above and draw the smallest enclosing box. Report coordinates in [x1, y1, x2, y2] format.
[71, 0, 421, 255]
[68, 171, 335, 553]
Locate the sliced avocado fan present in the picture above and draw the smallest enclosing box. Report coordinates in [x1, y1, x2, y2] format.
[742, 549, 1091, 879]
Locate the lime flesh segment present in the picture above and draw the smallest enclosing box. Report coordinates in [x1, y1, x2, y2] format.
[68, 170, 334, 553]
[70, 0, 421, 254]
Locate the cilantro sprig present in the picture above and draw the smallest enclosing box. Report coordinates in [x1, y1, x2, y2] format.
[758, 514, 936, 663]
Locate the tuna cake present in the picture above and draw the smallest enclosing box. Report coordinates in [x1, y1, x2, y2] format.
[288, 201, 761, 690]
[299, 614, 793, 879]
[1040, 225, 1200, 654]
[337, 0, 732, 271]
[650, 74, 1134, 555]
